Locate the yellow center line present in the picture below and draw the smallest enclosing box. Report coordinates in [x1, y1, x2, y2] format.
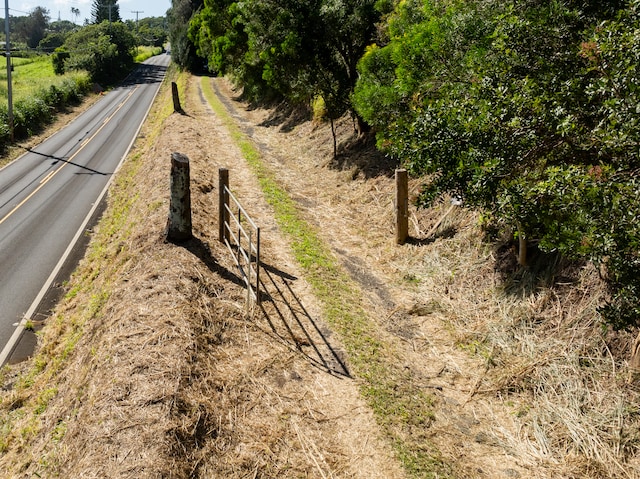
[0, 87, 139, 227]
[39, 170, 56, 185]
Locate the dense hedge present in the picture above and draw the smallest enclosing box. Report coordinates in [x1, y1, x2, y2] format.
[352, 0, 640, 329]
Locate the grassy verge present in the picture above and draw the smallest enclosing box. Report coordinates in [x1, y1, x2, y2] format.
[134, 46, 164, 63]
[0, 55, 89, 102]
[200, 75, 450, 478]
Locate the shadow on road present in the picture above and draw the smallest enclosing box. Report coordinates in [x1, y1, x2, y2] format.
[121, 63, 169, 88]
[24, 147, 109, 175]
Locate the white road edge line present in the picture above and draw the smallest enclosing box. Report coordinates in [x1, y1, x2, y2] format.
[0, 61, 168, 366]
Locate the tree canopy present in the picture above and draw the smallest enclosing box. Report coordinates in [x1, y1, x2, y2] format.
[61, 21, 136, 83]
[186, 0, 382, 154]
[14, 7, 49, 48]
[167, 0, 204, 71]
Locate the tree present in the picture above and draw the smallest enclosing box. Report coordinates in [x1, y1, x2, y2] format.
[240, 0, 380, 110]
[91, 0, 121, 24]
[15, 7, 49, 48]
[128, 17, 168, 47]
[353, 0, 640, 328]
[63, 21, 135, 83]
[187, 0, 381, 154]
[188, 0, 243, 74]
[48, 20, 77, 33]
[168, 0, 204, 70]
[71, 7, 81, 24]
[39, 32, 67, 51]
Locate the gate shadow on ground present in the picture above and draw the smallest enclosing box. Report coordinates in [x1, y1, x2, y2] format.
[256, 261, 351, 378]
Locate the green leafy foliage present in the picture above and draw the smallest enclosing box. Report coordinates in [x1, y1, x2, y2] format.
[353, 0, 640, 328]
[0, 74, 91, 147]
[167, 0, 205, 71]
[62, 21, 136, 84]
[91, 0, 121, 23]
[187, 0, 381, 120]
[128, 17, 168, 48]
[52, 48, 70, 74]
[14, 7, 50, 48]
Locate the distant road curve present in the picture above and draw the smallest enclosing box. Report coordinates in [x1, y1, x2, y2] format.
[0, 53, 171, 364]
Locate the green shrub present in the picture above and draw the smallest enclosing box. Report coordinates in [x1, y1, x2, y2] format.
[52, 48, 70, 75]
[0, 74, 91, 149]
[353, 0, 640, 329]
[13, 96, 52, 138]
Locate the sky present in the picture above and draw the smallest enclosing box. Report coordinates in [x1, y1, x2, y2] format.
[10, 0, 171, 23]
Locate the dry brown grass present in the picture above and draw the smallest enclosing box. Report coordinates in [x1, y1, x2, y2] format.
[0, 71, 404, 478]
[213, 78, 640, 478]
[1, 68, 639, 479]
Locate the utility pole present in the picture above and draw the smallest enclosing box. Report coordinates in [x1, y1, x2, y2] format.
[131, 10, 143, 29]
[131, 10, 143, 56]
[4, 0, 13, 141]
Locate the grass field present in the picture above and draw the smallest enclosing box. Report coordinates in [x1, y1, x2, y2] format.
[0, 48, 161, 103]
[134, 46, 163, 63]
[0, 55, 89, 103]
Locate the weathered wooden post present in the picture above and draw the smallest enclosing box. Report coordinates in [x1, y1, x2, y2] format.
[516, 222, 528, 267]
[396, 168, 409, 245]
[166, 152, 192, 242]
[219, 168, 230, 243]
[171, 82, 182, 113]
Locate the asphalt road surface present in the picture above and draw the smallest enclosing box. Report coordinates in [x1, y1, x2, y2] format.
[0, 53, 171, 364]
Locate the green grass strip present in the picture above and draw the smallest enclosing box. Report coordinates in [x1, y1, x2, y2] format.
[200, 76, 450, 478]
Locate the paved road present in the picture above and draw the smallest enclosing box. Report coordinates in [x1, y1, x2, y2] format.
[0, 53, 171, 364]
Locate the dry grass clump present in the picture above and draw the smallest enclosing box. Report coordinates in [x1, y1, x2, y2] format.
[393, 209, 640, 478]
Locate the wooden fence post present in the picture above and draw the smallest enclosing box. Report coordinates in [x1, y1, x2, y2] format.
[166, 152, 192, 242]
[171, 82, 182, 113]
[396, 169, 409, 245]
[516, 222, 528, 267]
[219, 168, 230, 243]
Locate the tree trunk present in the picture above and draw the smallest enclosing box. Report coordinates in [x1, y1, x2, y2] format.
[516, 222, 527, 267]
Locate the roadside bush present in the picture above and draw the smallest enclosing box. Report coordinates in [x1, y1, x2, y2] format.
[353, 0, 640, 328]
[0, 107, 11, 147]
[40, 76, 90, 110]
[13, 97, 53, 138]
[52, 48, 70, 75]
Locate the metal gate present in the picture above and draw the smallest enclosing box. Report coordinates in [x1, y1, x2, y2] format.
[219, 168, 260, 309]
